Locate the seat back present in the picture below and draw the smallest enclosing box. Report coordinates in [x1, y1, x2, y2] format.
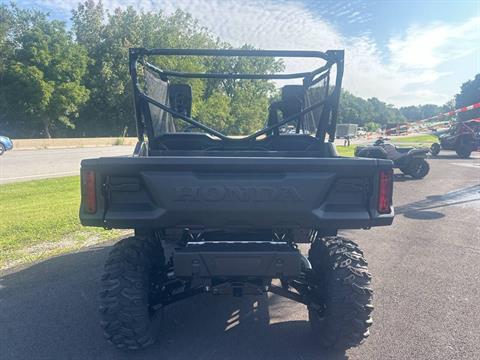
[382, 144, 404, 160]
[169, 84, 192, 118]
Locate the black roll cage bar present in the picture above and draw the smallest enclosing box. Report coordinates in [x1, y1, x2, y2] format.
[129, 47, 344, 143]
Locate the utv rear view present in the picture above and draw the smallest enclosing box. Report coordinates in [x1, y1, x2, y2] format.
[80, 48, 394, 351]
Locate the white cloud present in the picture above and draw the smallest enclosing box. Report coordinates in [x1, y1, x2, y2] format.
[388, 16, 480, 70]
[388, 89, 452, 106]
[25, 0, 480, 106]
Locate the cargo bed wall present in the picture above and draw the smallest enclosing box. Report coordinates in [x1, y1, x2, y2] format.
[80, 156, 393, 229]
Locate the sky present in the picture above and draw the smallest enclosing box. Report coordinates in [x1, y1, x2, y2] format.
[7, 0, 480, 107]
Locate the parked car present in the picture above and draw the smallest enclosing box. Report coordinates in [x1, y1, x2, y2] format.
[0, 135, 13, 155]
[357, 127, 367, 137]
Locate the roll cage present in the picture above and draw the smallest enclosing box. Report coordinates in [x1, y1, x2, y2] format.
[129, 48, 344, 144]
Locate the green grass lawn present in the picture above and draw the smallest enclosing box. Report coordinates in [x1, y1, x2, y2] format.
[336, 145, 355, 157]
[0, 176, 121, 270]
[335, 133, 437, 156]
[392, 134, 437, 144]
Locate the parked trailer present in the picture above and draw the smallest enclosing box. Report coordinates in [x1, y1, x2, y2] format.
[336, 123, 357, 138]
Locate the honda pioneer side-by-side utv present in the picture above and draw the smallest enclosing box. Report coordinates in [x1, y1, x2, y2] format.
[79, 48, 394, 351]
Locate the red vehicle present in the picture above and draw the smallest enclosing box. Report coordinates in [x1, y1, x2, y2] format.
[430, 119, 480, 158]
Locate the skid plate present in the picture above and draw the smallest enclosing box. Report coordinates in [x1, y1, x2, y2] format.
[174, 241, 301, 278]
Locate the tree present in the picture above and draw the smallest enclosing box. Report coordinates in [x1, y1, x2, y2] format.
[1, 9, 89, 137]
[72, 3, 140, 136]
[71, 2, 283, 137]
[399, 104, 447, 122]
[0, 5, 13, 128]
[0, 5, 14, 74]
[0, 4, 38, 132]
[202, 44, 283, 134]
[456, 74, 480, 121]
[338, 91, 405, 126]
[364, 121, 379, 132]
[196, 91, 232, 131]
[6, 1, 452, 138]
[338, 91, 373, 125]
[72, 4, 218, 136]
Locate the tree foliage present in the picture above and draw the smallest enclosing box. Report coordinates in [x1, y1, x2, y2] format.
[69, 1, 283, 136]
[399, 103, 453, 122]
[455, 74, 480, 121]
[0, 1, 475, 138]
[0, 5, 89, 137]
[337, 91, 406, 126]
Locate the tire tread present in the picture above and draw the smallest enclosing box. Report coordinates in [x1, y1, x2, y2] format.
[99, 236, 163, 350]
[308, 236, 373, 350]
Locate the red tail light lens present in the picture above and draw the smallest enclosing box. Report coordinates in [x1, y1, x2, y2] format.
[83, 170, 97, 214]
[378, 169, 393, 214]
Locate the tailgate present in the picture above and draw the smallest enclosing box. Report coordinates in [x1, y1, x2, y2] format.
[80, 156, 393, 229]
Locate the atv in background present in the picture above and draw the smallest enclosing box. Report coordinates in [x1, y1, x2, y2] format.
[430, 119, 480, 158]
[80, 48, 395, 351]
[355, 138, 430, 179]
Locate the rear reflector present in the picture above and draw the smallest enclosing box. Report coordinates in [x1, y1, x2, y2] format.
[378, 169, 393, 214]
[83, 170, 97, 214]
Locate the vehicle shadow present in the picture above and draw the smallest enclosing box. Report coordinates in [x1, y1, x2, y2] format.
[393, 173, 411, 182]
[395, 184, 480, 220]
[393, 173, 422, 182]
[0, 246, 347, 360]
[429, 151, 479, 160]
[430, 154, 464, 160]
[402, 210, 445, 220]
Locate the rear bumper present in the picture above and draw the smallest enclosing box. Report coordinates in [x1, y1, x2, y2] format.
[80, 156, 394, 230]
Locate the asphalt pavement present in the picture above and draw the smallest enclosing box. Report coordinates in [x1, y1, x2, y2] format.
[0, 146, 133, 184]
[1, 151, 479, 360]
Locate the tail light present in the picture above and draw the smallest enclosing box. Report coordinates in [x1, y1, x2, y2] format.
[377, 169, 393, 214]
[82, 170, 97, 214]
